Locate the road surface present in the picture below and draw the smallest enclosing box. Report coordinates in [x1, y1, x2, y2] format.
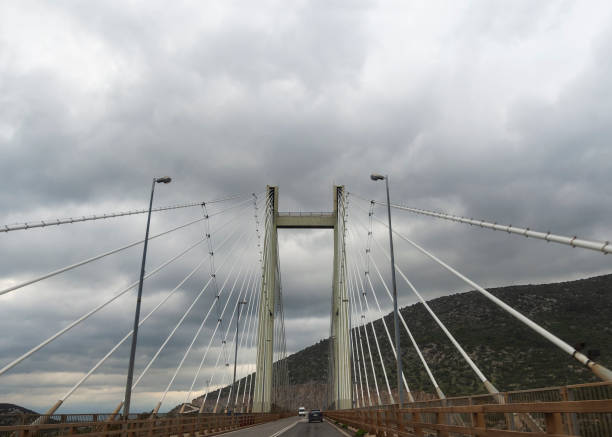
[220, 416, 349, 437]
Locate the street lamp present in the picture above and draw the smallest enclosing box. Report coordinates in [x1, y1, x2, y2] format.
[370, 173, 404, 405]
[232, 300, 248, 413]
[123, 176, 172, 419]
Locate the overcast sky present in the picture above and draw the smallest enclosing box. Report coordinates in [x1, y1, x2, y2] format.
[1, 0, 612, 414]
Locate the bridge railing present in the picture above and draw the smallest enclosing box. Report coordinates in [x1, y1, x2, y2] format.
[326, 381, 612, 436]
[0, 412, 291, 437]
[0, 413, 158, 427]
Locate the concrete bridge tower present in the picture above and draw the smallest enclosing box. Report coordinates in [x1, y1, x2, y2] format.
[252, 186, 352, 412]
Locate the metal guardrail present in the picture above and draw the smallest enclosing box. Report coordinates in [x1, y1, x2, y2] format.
[326, 381, 612, 436]
[1, 383, 610, 436]
[0, 412, 291, 437]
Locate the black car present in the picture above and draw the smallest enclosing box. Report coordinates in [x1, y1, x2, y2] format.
[308, 409, 323, 423]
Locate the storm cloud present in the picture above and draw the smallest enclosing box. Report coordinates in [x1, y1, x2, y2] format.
[1, 0, 612, 413]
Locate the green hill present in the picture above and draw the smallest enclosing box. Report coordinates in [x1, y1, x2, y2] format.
[185, 273, 612, 411]
[289, 273, 611, 395]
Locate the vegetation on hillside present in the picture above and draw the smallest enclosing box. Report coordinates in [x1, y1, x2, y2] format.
[185, 273, 612, 410]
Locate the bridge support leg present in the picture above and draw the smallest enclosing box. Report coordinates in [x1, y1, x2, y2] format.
[253, 185, 352, 411]
[252, 186, 278, 413]
[331, 186, 352, 409]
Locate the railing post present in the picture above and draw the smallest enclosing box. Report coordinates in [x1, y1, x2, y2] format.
[545, 412, 566, 435]
[147, 416, 153, 437]
[370, 410, 375, 434]
[472, 410, 485, 434]
[384, 408, 392, 437]
[501, 392, 517, 431]
[395, 404, 405, 435]
[413, 410, 423, 437]
[436, 410, 449, 437]
[369, 410, 375, 435]
[359, 411, 364, 433]
[562, 386, 579, 436]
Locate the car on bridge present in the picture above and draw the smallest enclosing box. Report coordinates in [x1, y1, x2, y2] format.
[298, 406, 306, 416]
[308, 409, 323, 423]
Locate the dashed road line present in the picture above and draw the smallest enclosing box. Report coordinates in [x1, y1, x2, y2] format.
[269, 418, 304, 437]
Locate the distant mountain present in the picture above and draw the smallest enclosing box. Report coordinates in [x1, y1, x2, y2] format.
[0, 404, 38, 426]
[0, 404, 38, 415]
[182, 273, 612, 411]
[286, 273, 611, 401]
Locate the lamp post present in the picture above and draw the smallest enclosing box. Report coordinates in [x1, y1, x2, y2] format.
[232, 300, 248, 413]
[370, 173, 404, 405]
[123, 176, 172, 419]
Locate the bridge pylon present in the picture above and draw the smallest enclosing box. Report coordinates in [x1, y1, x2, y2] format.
[252, 186, 279, 413]
[251, 186, 352, 412]
[330, 185, 352, 410]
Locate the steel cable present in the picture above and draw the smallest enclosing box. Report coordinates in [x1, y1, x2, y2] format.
[0, 198, 254, 297]
[349, 193, 612, 255]
[156, 230, 258, 410]
[0, 194, 248, 233]
[359, 199, 612, 382]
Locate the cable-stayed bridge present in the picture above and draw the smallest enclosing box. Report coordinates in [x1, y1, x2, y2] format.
[1, 185, 611, 437]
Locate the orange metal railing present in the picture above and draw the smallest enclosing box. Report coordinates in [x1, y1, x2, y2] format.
[325, 381, 612, 436]
[0, 412, 292, 437]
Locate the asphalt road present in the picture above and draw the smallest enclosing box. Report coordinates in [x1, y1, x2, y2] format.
[280, 419, 349, 437]
[219, 416, 349, 437]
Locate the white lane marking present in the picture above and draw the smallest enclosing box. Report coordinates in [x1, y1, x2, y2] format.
[214, 417, 300, 436]
[269, 418, 304, 437]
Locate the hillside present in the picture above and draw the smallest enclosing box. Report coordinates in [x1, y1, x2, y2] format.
[185, 273, 612, 410]
[0, 404, 38, 425]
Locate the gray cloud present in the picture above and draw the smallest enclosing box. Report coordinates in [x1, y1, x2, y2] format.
[1, 0, 612, 413]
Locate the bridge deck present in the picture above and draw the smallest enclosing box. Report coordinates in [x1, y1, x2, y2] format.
[1, 382, 610, 437]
